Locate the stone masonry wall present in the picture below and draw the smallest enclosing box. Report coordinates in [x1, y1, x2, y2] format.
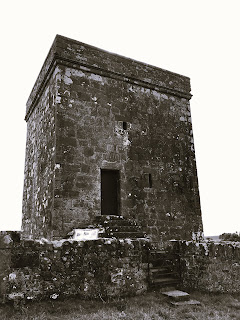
[179, 240, 240, 293]
[23, 35, 202, 242]
[22, 67, 60, 239]
[52, 62, 202, 241]
[0, 232, 149, 304]
[0, 233, 12, 304]
[2, 233, 240, 305]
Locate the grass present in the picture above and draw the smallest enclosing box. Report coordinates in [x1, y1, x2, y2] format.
[0, 290, 240, 320]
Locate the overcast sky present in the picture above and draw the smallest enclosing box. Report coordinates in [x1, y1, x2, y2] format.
[0, 0, 239, 236]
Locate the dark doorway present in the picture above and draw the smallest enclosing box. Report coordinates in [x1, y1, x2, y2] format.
[101, 169, 120, 215]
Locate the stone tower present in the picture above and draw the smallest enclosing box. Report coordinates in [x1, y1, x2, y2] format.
[22, 35, 203, 241]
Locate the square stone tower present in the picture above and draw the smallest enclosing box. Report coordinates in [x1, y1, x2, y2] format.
[22, 35, 203, 241]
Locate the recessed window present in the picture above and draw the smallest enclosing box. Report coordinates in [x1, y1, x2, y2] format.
[143, 173, 153, 188]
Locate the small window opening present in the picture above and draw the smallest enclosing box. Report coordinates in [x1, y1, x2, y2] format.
[122, 121, 127, 130]
[148, 174, 152, 188]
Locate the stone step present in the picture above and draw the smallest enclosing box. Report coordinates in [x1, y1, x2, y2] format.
[162, 290, 190, 302]
[94, 215, 125, 222]
[148, 252, 167, 261]
[149, 250, 167, 255]
[102, 220, 138, 227]
[150, 277, 180, 286]
[94, 218, 139, 227]
[99, 231, 146, 239]
[149, 271, 178, 279]
[104, 225, 142, 232]
[149, 250, 179, 257]
[93, 215, 146, 239]
[162, 290, 201, 306]
[149, 267, 169, 273]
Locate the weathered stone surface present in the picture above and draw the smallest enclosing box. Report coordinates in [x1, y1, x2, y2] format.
[162, 290, 190, 301]
[22, 35, 202, 242]
[0, 236, 149, 303]
[0, 232, 17, 303]
[179, 240, 240, 293]
[1, 233, 240, 304]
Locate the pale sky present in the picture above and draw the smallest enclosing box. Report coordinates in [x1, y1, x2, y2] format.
[0, 0, 239, 236]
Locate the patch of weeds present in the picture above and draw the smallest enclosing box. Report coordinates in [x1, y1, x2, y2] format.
[175, 307, 196, 320]
[2, 292, 240, 320]
[46, 298, 84, 315]
[157, 308, 172, 320]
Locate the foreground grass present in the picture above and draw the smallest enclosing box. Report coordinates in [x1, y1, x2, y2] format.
[1, 291, 240, 320]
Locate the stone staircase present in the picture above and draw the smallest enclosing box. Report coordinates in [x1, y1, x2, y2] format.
[92, 216, 182, 290]
[92, 216, 186, 293]
[148, 248, 181, 288]
[92, 215, 146, 239]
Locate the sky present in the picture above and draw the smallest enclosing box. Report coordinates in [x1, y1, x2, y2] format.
[0, 0, 239, 236]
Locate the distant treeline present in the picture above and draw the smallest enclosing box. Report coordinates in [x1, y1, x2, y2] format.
[219, 232, 240, 241]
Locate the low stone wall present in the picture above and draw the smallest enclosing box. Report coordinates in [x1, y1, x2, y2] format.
[179, 240, 240, 293]
[0, 232, 149, 304]
[2, 233, 240, 303]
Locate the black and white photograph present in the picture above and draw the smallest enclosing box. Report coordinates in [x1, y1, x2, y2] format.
[0, 0, 239, 318]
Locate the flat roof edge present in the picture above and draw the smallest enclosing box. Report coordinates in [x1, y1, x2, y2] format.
[25, 35, 192, 120]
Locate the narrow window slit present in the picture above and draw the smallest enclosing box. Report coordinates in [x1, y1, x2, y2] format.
[148, 174, 152, 188]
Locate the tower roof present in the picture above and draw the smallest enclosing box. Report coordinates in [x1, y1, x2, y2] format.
[26, 35, 192, 120]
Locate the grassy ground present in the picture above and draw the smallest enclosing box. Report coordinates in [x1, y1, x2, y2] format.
[1, 290, 240, 320]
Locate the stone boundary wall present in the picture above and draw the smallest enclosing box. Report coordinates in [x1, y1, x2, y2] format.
[0, 232, 149, 304]
[2, 234, 239, 304]
[179, 240, 240, 293]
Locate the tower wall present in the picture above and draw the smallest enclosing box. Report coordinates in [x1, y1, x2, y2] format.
[22, 69, 58, 239]
[22, 35, 203, 241]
